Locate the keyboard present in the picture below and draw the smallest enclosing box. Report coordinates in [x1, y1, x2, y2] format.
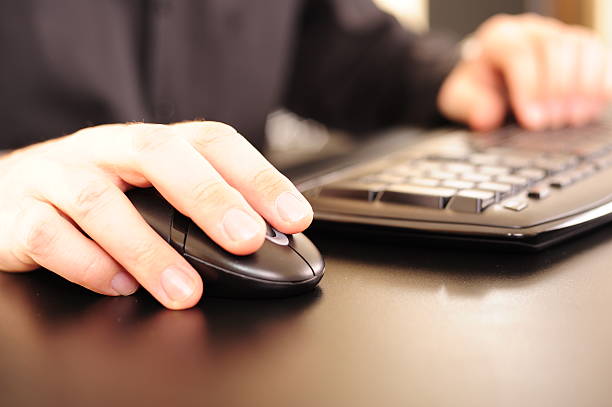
[301, 123, 612, 250]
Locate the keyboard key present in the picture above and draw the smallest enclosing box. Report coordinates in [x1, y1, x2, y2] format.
[476, 182, 513, 201]
[428, 152, 469, 161]
[448, 189, 496, 213]
[549, 175, 573, 188]
[442, 179, 475, 189]
[534, 157, 574, 174]
[594, 153, 612, 170]
[365, 173, 405, 184]
[444, 162, 476, 173]
[469, 153, 500, 165]
[320, 181, 385, 201]
[428, 170, 456, 180]
[386, 165, 423, 177]
[501, 155, 534, 168]
[412, 160, 444, 171]
[503, 199, 528, 211]
[461, 172, 492, 182]
[562, 170, 582, 184]
[571, 143, 607, 158]
[478, 165, 511, 176]
[527, 184, 551, 200]
[381, 185, 457, 209]
[547, 153, 579, 166]
[495, 175, 529, 193]
[572, 163, 596, 179]
[408, 177, 440, 187]
[515, 168, 546, 183]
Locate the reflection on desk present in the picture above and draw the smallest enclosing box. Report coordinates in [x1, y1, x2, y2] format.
[2, 225, 612, 407]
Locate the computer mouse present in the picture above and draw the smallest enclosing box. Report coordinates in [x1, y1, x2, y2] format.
[126, 188, 325, 298]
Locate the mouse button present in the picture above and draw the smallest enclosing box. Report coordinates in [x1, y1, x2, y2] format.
[249, 242, 315, 282]
[288, 234, 325, 277]
[265, 223, 275, 237]
[184, 226, 218, 261]
[128, 188, 173, 241]
[170, 212, 190, 253]
[184, 227, 313, 282]
[264, 225, 290, 246]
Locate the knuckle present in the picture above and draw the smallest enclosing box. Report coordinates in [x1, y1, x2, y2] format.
[130, 124, 174, 154]
[71, 180, 115, 220]
[542, 16, 563, 30]
[486, 16, 521, 39]
[190, 180, 231, 208]
[20, 211, 57, 258]
[125, 238, 159, 268]
[75, 256, 105, 288]
[569, 25, 592, 40]
[201, 121, 238, 137]
[250, 167, 287, 197]
[188, 121, 241, 150]
[485, 13, 513, 29]
[520, 12, 551, 26]
[518, 12, 538, 22]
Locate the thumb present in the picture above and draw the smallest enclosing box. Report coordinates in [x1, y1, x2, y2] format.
[438, 60, 509, 131]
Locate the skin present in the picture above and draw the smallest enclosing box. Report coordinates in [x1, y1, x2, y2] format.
[0, 122, 313, 310]
[438, 13, 612, 131]
[1, 13, 610, 310]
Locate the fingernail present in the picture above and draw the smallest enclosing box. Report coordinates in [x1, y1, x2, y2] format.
[111, 271, 139, 296]
[222, 208, 260, 242]
[161, 266, 195, 302]
[524, 103, 545, 129]
[276, 191, 311, 223]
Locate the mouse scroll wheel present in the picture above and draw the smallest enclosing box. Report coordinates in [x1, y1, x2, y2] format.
[265, 224, 290, 246]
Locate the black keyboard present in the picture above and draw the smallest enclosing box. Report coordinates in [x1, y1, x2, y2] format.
[302, 123, 612, 250]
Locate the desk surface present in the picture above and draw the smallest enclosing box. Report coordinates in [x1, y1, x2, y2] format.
[2, 224, 612, 407]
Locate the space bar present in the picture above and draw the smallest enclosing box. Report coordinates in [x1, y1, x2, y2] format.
[380, 185, 457, 209]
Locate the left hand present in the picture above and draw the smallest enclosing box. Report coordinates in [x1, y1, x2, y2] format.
[438, 13, 612, 131]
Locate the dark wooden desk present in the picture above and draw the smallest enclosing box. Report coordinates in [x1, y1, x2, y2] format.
[2, 224, 612, 407]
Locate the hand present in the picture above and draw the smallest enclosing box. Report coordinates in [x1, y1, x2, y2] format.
[0, 121, 313, 309]
[438, 13, 612, 131]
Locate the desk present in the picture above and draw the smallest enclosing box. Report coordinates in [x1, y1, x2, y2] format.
[2, 224, 612, 407]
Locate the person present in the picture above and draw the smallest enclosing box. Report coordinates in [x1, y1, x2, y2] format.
[0, 1, 610, 310]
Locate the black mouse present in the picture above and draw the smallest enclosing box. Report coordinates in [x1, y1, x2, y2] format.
[126, 188, 325, 298]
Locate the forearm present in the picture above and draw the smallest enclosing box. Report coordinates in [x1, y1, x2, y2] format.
[283, 0, 459, 132]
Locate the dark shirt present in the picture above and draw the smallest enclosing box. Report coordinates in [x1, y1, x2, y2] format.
[0, 0, 457, 150]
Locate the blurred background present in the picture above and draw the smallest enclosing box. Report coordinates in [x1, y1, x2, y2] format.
[375, 0, 608, 38]
[267, 0, 611, 169]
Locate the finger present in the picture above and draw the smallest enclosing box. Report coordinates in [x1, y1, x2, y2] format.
[518, 15, 565, 128]
[605, 49, 612, 98]
[35, 161, 203, 310]
[543, 37, 569, 128]
[93, 123, 268, 255]
[437, 60, 508, 131]
[478, 16, 545, 129]
[532, 23, 573, 128]
[554, 30, 585, 127]
[171, 121, 313, 234]
[13, 198, 139, 296]
[574, 31, 607, 125]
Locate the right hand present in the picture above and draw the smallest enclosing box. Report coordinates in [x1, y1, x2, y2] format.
[0, 121, 313, 309]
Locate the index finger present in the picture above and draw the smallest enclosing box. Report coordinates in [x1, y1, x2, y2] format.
[479, 16, 544, 129]
[172, 121, 313, 235]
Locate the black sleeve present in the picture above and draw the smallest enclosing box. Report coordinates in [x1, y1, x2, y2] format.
[283, 0, 459, 133]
